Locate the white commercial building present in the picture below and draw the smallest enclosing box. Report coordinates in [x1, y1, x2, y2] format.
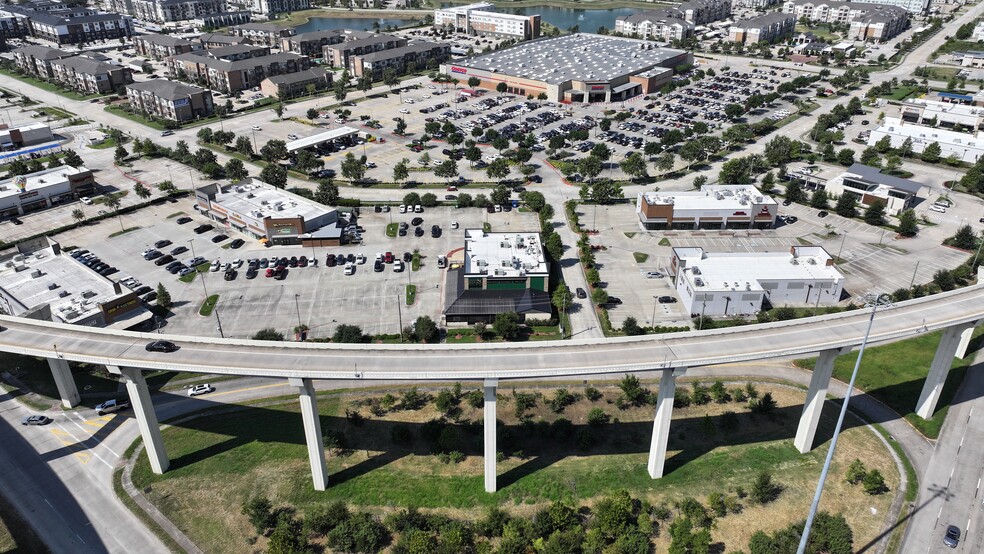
[900, 97, 984, 131]
[636, 185, 778, 231]
[0, 238, 149, 329]
[672, 246, 845, 317]
[0, 165, 96, 218]
[0, 122, 53, 150]
[824, 163, 925, 215]
[867, 117, 984, 164]
[434, 2, 540, 40]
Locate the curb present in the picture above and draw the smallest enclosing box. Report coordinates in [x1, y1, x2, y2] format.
[121, 443, 203, 554]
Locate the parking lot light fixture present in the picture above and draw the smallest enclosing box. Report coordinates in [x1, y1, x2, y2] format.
[186, 239, 195, 259]
[797, 292, 892, 554]
[294, 294, 302, 332]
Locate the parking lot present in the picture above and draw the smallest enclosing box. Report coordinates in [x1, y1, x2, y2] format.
[58, 200, 540, 340]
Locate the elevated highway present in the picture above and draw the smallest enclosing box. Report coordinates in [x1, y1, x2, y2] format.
[0, 284, 981, 493]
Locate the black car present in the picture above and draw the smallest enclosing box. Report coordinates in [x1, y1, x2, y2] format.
[176, 216, 192, 224]
[154, 254, 174, 266]
[194, 224, 213, 234]
[141, 291, 158, 303]
[414, 227, 424, 237]
[289, 257, 298, 268]
[167, 264, 185, 274]
[818, 210, 829, 218]
[411, 217, 424, 226]
[211, 234, 228, 243]
[326, 254, 337, 267]
[246, 267, 258, 279]
[606, 297, 623, 306]
[230, 238, 245, 249]
[944, 524, 960, 548]
[431, 225, 441, 238]
[403, 252, 412, 262]
[145, 340, 178, 353]
[399, 227, 408, 236]
[224, 269, 236, 281]
[170, 245, 188, 256]
[154, 239, 172, 248]
[275, 268, 288, 280]
[144, 251, 162, 261]
[299, 255, 308, 267]
[782, 199, 792, 206]
[576, 287, 587, 299]
[259, 258, 269, 268]
[374, 205, 382, 213]
[133, 285, 153, 296]
[99, 267, 118, 276]
[166, 260, 183, 270]
[373, 261, 384, 272]
[658, 296, 677, 304]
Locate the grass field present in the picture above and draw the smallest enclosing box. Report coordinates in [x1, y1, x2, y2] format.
[0, 68, 101, 100]
[131, 382, 899, 553]
[796, 328, 984, 438]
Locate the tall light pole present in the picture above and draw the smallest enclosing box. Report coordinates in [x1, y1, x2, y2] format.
[797, 293, 892, 554]
[293, 293, 302, 332]
[396, 293, 404, 343]
[651, 295, 658, 327]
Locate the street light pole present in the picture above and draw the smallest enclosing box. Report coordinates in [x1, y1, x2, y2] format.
[651, 295, 658, 327]
[293, 293, 302, 331]
[797, 293, 891, 554]
[908, 259, 920, 289]
[396, 293, 404, 343]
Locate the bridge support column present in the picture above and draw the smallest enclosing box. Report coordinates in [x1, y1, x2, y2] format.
[484, 378, 498, 493]
[109, 366, 169, 474]
[648, 367, 686, 479]
[47, 357, 80, 408]
[955, 323, 980, 359]
[916, 323, 976, 419]
[289, 378, 327, 491]
[794, 347, 848, 453]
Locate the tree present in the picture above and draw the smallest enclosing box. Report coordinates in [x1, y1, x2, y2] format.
[949, 224, 979, 250]
[874, 135, 893, 154]
[863, 200, 886, 226]
[326, 513, 388, 554]
[862, 469, 886, 494]
[619, 152, 648, 179]
[580, 155, 603, 184]
[114, 145, 129, 164]
[394, 118, 407, 135]
[522, 190, 545, 212]
[836, 148, 855, 166]
[434, 159, 459, 184]
[72, 208, 85, 224]
[859, 146, 881, 167]
[898, 137, 913, 158]
[809, 189, 829, 210]
[63, 149, 84, 168]
[493, 311, 521, 340]
[224, 158, 248, 182]
[834, 193, 858, 218]
[267, 514, 306, 554]
[623, 317, 644, 336]
[725, 103, 744, 120]
[464, 145, 481, 167]
[383, 68, 399, 90]
[496, 81, 507, 95]
[259, 163, 287, 189]
[392, 159, 409, 185]
[241, 496, 275, 535]
[420, 192, 438, 207]
[133, 183, 152, 200]
[235, 136, 254, 158]
[332, 324, 365, 343]
[897, 208, 918, 237]
[468, 76, 480, 88]
[260, 140, 288, 162]
[197, 127, 214, 143]
[921, 141, 942, 163]
[340, 153, 366, 181]
[749, 471, 780, 504]
[252, 328, 284, 341]
[845, 459, 867, 484]
[332, 80, 347, 102]
[306, 107, 319, 120]
[552, 283, 572, 312]
[490, 184, 511, 206]
[486, 158, 510, 181]
[358, 75, 372, 97]
[315, 179, 339, 206]
[412, 315, 440, 343]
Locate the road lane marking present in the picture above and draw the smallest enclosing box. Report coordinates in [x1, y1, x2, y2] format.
[210, 382, 285, 397]
[52, 420, 113, 468]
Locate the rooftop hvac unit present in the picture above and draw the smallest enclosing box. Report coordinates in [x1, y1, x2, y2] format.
[47, 283, 59, 290]
[64, 310, 80, 320]
[82, 290, 97, 298]
[808, 258, 817, 265]
[791, 258, 799, 265]
[30, 270, 42, 278]
[58, 291, 70, 298]
[247, 193, 255, 198]
[695, 278, 705, 287]
[692, 266, 701, 275]
[261, 200, 269, 205]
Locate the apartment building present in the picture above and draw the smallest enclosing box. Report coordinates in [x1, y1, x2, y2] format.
[50, 55, 133, 94]
[0, 9, 31, 40]
[24, 10, 133, 46]
[678, 0, 732, 25]
[281, 28, 373, 57]
[781, 1, 908, 41]
[207, 43, 271, 60]
[324, 34, 407, 71]
[194, 11, 251, 29]
[12, 44, 71, 78]
[728, 12, 795, 43]
[229, 22, 295, 47]
[199, 31, 249, 47]
[259, 67, 331, 98]
[169, 49, 310, 93]
[615, 10, 695, 41]
[351, 41, 450, 79]
[434, 2, 540, 41]
[126, 79, 214, 122]
[248, 0, 310, 16]
[133, 33, 201, 60]
[129, 0, 226, 23]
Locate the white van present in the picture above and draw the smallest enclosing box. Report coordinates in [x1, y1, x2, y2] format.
[930, 205, 947, 213]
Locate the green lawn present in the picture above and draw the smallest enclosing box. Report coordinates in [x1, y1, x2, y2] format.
[104, 105, 166, 130]
[33, 106, 74, 120]
[199, 294, 219, 316]
[108, 226, 140, 238]
[795, 328, 984, 438]
[179, 262, 211, 283]
[633, 252, 649, 263]
[90, 137, 119, 150]
[405, 284, 416, 305]
[882, 86, 920, 101]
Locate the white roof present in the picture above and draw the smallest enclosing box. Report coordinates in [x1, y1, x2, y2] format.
[285, 126, 360, 153]
[212, 181, 333, 223]
[873, 117, 984, 149]
[0, 165, 88, 200]
[674, 246, 844, 292]
[638, 184, 778, 212]
[464, 229, 548, 278]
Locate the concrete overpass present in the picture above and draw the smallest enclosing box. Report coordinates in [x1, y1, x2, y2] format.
[1, 284, 982, 493]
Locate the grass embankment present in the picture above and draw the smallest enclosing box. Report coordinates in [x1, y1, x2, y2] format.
[179, 262, 211, 283]
[796, 328, 984, 438]
[0, 67, 102, 100]
[130, 382, 899, 553]
[199, 295, 219, 316]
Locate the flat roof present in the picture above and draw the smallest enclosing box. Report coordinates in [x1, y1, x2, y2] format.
[843, 163, 923, 194]
[639, 184, 778, 212]
[463, 229, 548, 277]
[0, 165, 88, 200]
[212, 181, 333, 223]
[874, 116, 984, 149]
[285, 126, 359, 152]
[454, 33, 686, 85]
[0, 248, 140, 325]
[674, 246, 844, 292]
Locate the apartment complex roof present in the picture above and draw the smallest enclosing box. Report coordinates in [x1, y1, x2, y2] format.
[127, 79, 207, 100]
[357, 41, 447, 63]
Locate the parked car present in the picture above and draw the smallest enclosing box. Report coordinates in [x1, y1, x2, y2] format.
[344, 263, 355, 275]
[230, 238, 245, 249]
[657, 295, 677, 304]
[576, 287, 587, 299]
[211, 234, 228, 243]
[646, 271, 664, 279]
[187, 384, 215, 397]
[176, 216, 192, 224]
[944, 524, 960, 548]
[170, 245, 188, 255]
[194, 224, 213, 234]
[154, 239, 171, 248]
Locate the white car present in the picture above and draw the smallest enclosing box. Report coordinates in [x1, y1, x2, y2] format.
[393, 260, 404, 272]
[400, 108, 410, 114]
[646, 271, 665, 279]
[80, 196, 92, 205]
[187, 384, 214, 396]
[450, 221, 459, 229]
[232, 259, 243, 268]
[930, 205, 946, 213]
[356, 253, 366, 264]
[287, 134, 299, 140]
[251, 125, 261, 131]
[399, 205, 407, 213]
[344, 262, 355, 275]
[210, 260, 221, 272]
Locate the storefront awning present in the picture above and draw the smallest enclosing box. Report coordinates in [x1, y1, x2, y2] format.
[612, 82, 638, 94]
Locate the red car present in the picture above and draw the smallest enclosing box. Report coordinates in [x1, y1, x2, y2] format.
[384, 251, 394, 264]
[265, 268, 275, 277]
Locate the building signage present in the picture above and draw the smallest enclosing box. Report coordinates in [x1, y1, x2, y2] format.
[451, 66, 468, 74]
[732, 211, 747, 216]
[104, 297, 138, 318]
[173, 98, 190, 107]
[590, 85, 606, 90]
[18, 190, 39, 200]
[758, 206, 771, 216]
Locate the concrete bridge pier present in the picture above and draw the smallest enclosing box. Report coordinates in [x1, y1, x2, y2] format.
[108, 366, 169, 474]
[916, 322, 980, 419]
[648, 367, 686, 479]
[47, 357, 80, 408]
[484, 378, 497, 493]
[289, 378, 327, 491]
[794, 347, 850, 453]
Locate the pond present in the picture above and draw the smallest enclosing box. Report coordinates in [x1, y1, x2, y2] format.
[294, 16, 419, 33]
